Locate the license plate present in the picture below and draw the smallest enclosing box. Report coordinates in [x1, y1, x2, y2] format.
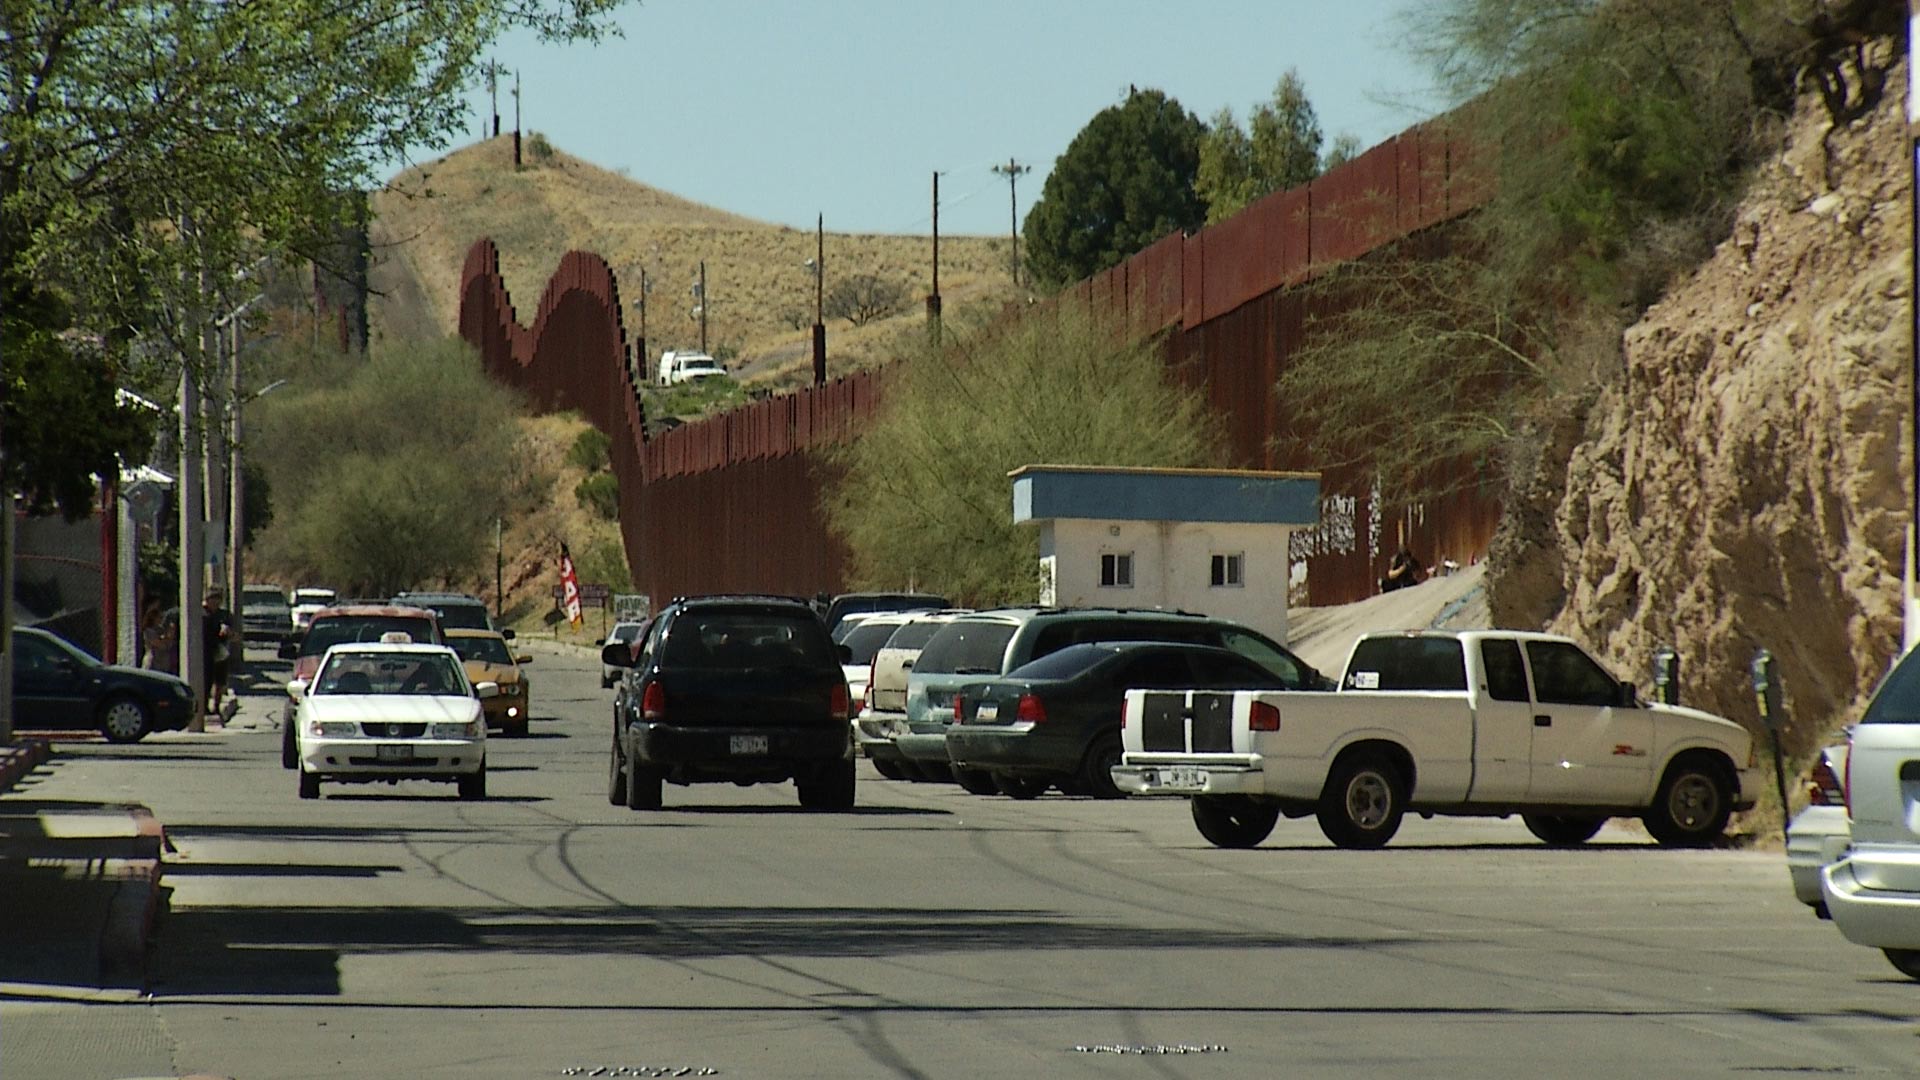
[376, 744, 414, 762]
[1152, 766, 1207, 791]
[729, 735, 769, 755]
[975, 702, 998, 721]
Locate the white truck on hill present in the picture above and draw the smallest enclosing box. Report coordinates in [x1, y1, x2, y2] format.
[1114, 629, 1761, 850]
[656, 350, 727, 387]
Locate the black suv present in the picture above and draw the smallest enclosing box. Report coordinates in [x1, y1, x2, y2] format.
[603, 596, 854, 810]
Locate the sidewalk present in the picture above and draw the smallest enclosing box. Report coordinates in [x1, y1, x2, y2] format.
[0, 793, 168, 991]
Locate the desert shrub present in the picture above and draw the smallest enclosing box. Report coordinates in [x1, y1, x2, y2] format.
[574, 471, 620, 520]
[821, 305, 1219, 606]
[566, 427, 611, 472]
[824, 273, 908, 326]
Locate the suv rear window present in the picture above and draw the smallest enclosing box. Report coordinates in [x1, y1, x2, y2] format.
[883, 620, 949, 652]
[662, 610, 836, 669]
[1861, 648, 1920, 724]
[915, 621, 1019, 675]
[301, 616, 438, 657]
[840, 620, 902, 666]
[1344, 636, 1467, 691]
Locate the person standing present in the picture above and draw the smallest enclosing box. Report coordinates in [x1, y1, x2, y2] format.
[202, 590, 236, 719]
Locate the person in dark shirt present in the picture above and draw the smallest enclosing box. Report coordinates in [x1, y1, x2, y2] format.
[1380, 548, 1425, 593]
[203, 590, 236, 718]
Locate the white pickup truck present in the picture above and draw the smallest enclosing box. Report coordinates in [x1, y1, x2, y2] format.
[1114, 630, 1761, 850]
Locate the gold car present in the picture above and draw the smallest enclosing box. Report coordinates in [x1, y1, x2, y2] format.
[444, 629, 533, 736]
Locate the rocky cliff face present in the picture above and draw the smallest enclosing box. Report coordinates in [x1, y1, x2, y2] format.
[1490, 62, 1912, 759]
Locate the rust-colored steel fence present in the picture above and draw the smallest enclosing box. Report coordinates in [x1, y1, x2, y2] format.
[458, 118, 1502, 612]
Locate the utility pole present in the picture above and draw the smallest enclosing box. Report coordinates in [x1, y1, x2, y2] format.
[495, 517, 504, 621]
[926, 171, 942, 334]
[181, 328, 207, 730]
[512, 69, 522, 166]
[228, 316, 244, 629]
[812, 213, 827, 385]
[489, 64, 500, 138]
[636, 268, 649, 384]
[697, 260, 708, 355]
[992, 158, 1031, 287]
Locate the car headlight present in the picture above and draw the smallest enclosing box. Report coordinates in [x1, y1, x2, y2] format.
[311, 721, 359, 737]
[431, 721, 482, 738]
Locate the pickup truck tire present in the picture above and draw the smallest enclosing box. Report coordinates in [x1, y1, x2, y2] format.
[1883, 949, 1920, 981]
[798, 759, 856, 810]
[1192, 795, 1280, 849]
[625, 757, 664, 810]
[1522, 814, 1606, 846]
[1317, 754, 1406, 849]
[281, 722, 298, 770]
[954, 767, 1000, 796]
[995, 774, 1051, 800]
[1079, 735, 1126, 800]
[1643, 758, 1731, 847]
[297, 769, 320, 800]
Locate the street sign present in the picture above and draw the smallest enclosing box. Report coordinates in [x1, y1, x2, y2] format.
[551, 583, 611, 607]
[613, 593, 651, 622]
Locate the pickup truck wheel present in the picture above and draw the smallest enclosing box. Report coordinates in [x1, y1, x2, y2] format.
[1522, 814, 1606, 846]
[281, 721, 298, 770]
[996, 774, 1051, 800]
[626, 757, 663, 810]
[297, 769, 320, 800]
[1643, 760, 1731, 847]
[872, 759, 907, 781]
[457, 765, 487, 800]
[798, 759, 856, 810]
[1078, 735, 1125, 800]
[954, 767, 1000, 796]
[1192, 795, 1280, 849]
[1883, 949, 1920, 981]
[1317, 754, 1406, 849]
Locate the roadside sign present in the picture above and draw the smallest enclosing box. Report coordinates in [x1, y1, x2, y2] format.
[613, 593, 651, 622]
[552, 583, 611, 607]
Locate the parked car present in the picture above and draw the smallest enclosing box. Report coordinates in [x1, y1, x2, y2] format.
[602, 595, 854, 810]
[1822, 645, 1920, 981]
[856, 610, 973, 780]
[892, 607, 1330, 785]
[444, 628, 533, 737]
[600, 620, 649, 688]
[240, 584, 292, 646]
[836, 612, 917, 722]
[823, 592, 951, 638]
[949, 641, 1305, 799]
[290, 640, 491, 800]
[1786, 743, 1851, 914]
[9, 625, 195, 742]
[391, 592, 509, 638]
[290, 587, 338, 636]
[279, 604, 444, 768]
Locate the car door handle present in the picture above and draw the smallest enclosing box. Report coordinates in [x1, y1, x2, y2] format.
[1533, 715, 1552, 727]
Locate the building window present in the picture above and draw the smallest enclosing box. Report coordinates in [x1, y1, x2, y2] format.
[1211, 553, 1244, 587]
[1100, 552, 1134, 588]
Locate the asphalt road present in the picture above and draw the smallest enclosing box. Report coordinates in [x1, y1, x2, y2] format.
[3, 642, 1915, 1080]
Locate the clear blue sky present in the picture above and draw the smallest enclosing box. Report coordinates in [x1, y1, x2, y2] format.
[443, 0, 1439, 237]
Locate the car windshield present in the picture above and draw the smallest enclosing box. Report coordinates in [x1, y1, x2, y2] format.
[314, 653, 465, 696]
[301, 616, 437, 657]
[840, 620, 902, 666]
[1007, 643, 1116, 680]
[1861, 647, 1920, 724]
[448, 636, 515, 666]
[242, 588, 285, 607]
[417, 604, 490, 631]
[914, 620, 1018, 676]
[662, 610, 835, 669]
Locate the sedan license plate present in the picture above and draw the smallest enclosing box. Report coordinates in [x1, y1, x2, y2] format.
[375, 744, 414, 762]
[729, 735, 769, 755]
[975, 702, 999, 721]
[1153, 766, 1207, 791]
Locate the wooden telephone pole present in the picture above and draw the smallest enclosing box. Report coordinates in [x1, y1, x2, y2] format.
[926, 172, 942, 334]
[992, 158, 1031, 287]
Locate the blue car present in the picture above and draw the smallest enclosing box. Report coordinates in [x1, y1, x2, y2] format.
[10, 626, 196, 742]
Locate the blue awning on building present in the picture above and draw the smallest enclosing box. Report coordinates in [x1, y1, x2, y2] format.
[1011, 465, 1319, 526]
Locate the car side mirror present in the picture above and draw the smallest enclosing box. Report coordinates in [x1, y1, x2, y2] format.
[287, 679, 308, 701]
[278, 640, 299, 660]
[601, 643, 637, 668]
[1617, 679, 1640, 709]
[838, 644, 853, 664]
[501, 628, 516, 641]
[516, 655, 533, 665]
[476, 681, 501, 700]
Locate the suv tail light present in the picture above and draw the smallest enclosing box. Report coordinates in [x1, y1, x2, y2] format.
[1249, 700, 1280, 732]
[831, 683, 850, 721]
[953, 695, 964, 723]
[641, 681, 666, 721]
[1016, 693, 1047, 724]
[1119, 697, 1130, 729]
[1843, 743, 1854, 817]
[1807, 757, 1844, 806]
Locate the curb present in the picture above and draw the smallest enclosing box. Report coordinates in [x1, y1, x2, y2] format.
[99, 804, 167, 988]
[0, 738, 52, 796]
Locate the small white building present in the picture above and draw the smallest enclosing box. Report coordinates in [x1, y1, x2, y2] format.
[1010, 464, 1320, 645]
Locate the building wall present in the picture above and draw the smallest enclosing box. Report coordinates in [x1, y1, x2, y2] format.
[1038, 519, 1292, 643]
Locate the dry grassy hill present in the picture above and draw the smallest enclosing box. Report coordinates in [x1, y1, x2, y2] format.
[371, 135, 1019, 389]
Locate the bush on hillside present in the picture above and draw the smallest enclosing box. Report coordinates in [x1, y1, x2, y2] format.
[567, 427, 611, 472]
[574, 471, 619, 520]
[247, 337, 524, 594]
[820, 306, 1220, 606]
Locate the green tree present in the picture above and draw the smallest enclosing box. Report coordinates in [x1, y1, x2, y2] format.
[1, 0, 630, 513]
[1022, 88, 1206, 290]
[821, 307, 1220, 606]
[1196, 71, 1325, 224]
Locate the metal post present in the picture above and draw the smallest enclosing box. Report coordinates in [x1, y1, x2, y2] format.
[698, 260, 707, 355]
[812, 213, 827, 385]
[228, 319, 245, 674]
[495, 517, 504, 621]
[180, 363, 206, 729]
[927, 172, 943, 332]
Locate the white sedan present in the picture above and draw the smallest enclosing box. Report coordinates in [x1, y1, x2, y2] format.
[1822, 648, 1920, 981]
[293, 641, 494, 800]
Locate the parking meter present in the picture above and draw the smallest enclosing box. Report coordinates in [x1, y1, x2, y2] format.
[1751, 648, 1790, 841]
[1651, 647, 1680, 706]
